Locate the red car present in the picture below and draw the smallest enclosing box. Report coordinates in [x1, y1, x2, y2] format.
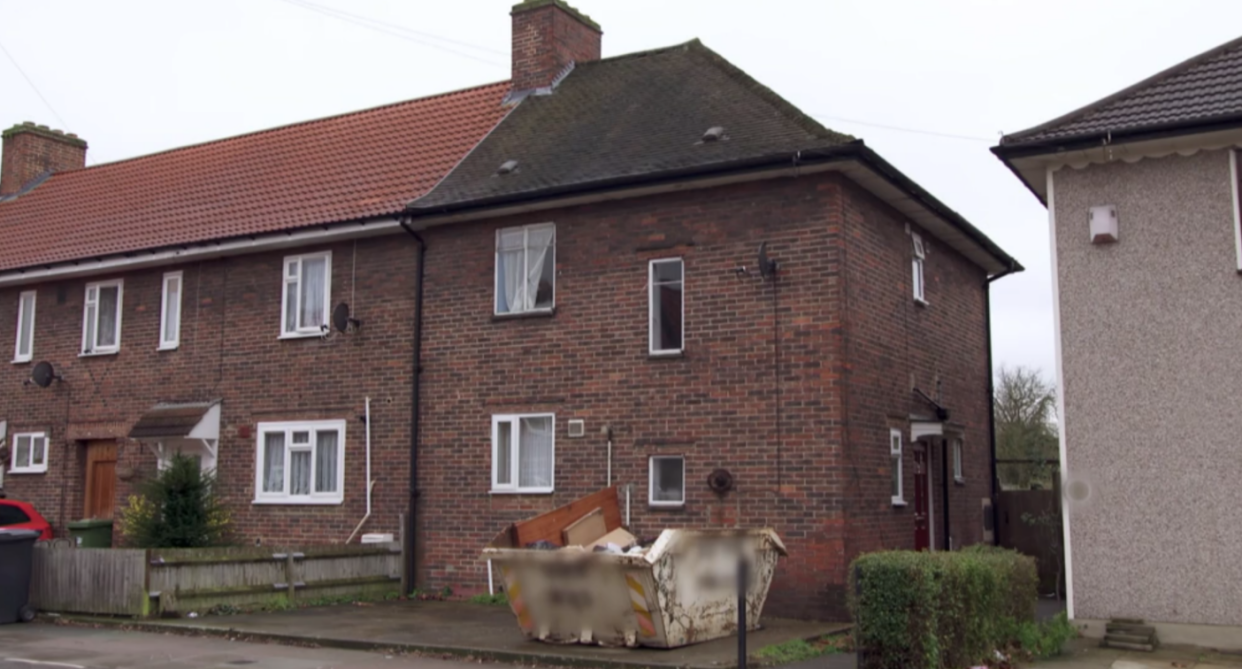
[0, 499, 52, 540]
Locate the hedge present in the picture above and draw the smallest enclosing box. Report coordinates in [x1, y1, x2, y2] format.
[848, 546, 1038, 669]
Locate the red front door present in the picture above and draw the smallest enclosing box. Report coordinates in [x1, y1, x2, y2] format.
[913, 446, 930, 551]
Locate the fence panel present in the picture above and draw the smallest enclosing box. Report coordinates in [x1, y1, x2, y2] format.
[30, 546, 148, 616]
[997, 489, 1063, 594]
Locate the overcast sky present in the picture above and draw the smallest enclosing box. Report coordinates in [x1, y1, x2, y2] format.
[4, 0, 1242, 379]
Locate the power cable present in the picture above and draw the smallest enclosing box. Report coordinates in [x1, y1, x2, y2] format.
[812, 113, 996, 142]
[0, 38, 71, 132]
[273, 0, 506, 69]
[288, 0, 506, 56]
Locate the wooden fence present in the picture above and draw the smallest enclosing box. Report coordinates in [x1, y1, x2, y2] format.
[30, 542, 401, 617]
[996, 489, 1063, 595]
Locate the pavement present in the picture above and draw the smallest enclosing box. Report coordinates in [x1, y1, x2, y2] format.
[0, 622, 496, 669]
[56, 600, 849, 669]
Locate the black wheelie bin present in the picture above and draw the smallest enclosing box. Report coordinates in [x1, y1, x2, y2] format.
[0, 528, 39, 623]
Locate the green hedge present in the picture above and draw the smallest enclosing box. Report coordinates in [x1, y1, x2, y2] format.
[848, 546, 1038, 669]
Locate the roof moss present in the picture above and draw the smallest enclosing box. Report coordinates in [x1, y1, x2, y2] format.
[2, 122, 88, 148]
[511, 0, 601, 32]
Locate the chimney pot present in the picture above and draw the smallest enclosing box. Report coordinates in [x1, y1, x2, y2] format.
[1, 122, 88, 197]
[510, 0, 601, 92]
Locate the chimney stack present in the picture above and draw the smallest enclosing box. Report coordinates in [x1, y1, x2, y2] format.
[1, 122, 88, 197]
[510, 0, 601, 92]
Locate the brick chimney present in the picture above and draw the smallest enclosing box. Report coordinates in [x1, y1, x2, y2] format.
[510, 0, 601, 92]
[1, 122, 88, 197]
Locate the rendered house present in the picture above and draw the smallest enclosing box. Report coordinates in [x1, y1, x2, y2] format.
[0, 0, 1018, 620]
[994, 36, 1242, 648]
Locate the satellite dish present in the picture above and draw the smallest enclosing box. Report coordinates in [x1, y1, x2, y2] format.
[757, 242, 777, 280]
[30, 361, 62, 388]
[332, 303, 362, 334]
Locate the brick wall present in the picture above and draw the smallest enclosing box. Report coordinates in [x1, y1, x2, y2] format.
[0, 125, 87, 196]
[510, 1, 601, 91]
[414, 171, 994, 620]
[0, 236, 415, 545]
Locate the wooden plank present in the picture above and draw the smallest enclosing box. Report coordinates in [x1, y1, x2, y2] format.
[562, 507, 606, 546]
[513, 487, 621, 547]
[30, 547, 146, 616]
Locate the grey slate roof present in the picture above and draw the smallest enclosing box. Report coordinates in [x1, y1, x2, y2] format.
[409, 40, 855, 210]
[999, 35, 1242, 149]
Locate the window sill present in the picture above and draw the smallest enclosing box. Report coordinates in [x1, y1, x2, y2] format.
[8, 468, 47, 475]
[490, 488, 554, 495]
[649, 350, 684, 359]
[157, 345, 179, 352]
[11, 358, 31, 365]
[891, 499, 907, 508]
[277, 331, 326, 341]
[492, 309, 555, 322]
[914, 297, 930, 307]
[79, 350, 119, 358]
[252, 497, 343, 506]
[649, 502, 685, 510]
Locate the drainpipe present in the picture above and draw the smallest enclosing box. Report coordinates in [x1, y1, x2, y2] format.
[399, 217, 426, 594]
[986, 264, 1019, 545]
[345, 396, 374, 544]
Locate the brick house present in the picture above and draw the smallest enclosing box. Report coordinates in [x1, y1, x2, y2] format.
[0, 0, 1018, 620]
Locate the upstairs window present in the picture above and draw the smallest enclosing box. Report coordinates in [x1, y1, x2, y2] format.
[82, 280, 123, 355]
[13, 290, 35, 363]
[254, 420, 345, 504]
[649, 455, 686, 506]
[649, 259, 684, 355]
[281, 252, 331, 337]
[492, 414, 554, 493]
[891, 429, 904, 505]
[10, 432, 48, 474]
[495, 224, 555, 315]
[160, 271, 183, 350]
[953, 438, 964, 482]
[912, 233, 926, 304]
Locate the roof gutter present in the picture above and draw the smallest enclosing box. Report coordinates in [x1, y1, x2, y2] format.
[406, 141, 1022, 276]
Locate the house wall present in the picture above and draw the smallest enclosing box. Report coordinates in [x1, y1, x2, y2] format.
[414, 171, 996, 620]
[1052, 148, 1242, 627]
[0, 236, 415, 545]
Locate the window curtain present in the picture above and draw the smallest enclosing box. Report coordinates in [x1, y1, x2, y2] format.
[518, 417, 553, 488]
[526, 228, 554, 310]
[290, 450, 311, 495]
[498, 229, 525, 313]
[300, 257, 327, 328]
[263, 433, 285, 492]
[31, 437, 45, 466]
[18, 293, 34, 355]
[164, 278, 180, 342]
[315, 431, 338, 493]
[15, 436, 30, 469]
[98, 286, 118, 347]
[495, 422, 513, 485]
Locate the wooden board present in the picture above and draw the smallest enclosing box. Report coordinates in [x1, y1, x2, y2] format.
[590, 527, 637, 550]
[562, 507, 606, 546]
[512, 486, 621, 547]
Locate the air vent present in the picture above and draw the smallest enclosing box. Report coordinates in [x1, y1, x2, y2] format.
[701, 126, 726, 142]
[497, 159, 519, 175]
[567, 419, 585, 438]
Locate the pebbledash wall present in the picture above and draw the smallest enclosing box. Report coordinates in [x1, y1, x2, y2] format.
[413, 171, 992, 620]
[1053, 149, 1242, 630]
[0, 235, 414, 544]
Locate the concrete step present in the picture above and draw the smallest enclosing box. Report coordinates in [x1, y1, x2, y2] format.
[1107, 622, 1156, 636]
[1105, 631, 1153, 645]
[1112, 617, 1145, 625]
[1102, 639, 1156, 652]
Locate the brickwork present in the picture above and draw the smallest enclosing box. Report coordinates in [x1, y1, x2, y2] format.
[510, 1, 601, 91]
[0, 236, 415, 545]
[0, 124, 87, 196]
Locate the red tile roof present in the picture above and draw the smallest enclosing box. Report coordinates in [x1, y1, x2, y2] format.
[0, 81, 511, 272]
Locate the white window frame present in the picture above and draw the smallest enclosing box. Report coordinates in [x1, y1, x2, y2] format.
[494, 223, 556, 316]
[13, 290, 36, 363]
[9, 432, 48, 474]
[253, 419, 346, 505]
[953, 438, 964, 483]
[648, 455, 686, 507]
[159, 271, 183, 351]
[648, 258, 685, 355]
[81, 279, 123, 355]
[912, 233, 927, 304]
[891, 429, 905, 506]
[491, 413, 555, 494]
[280, 251, 332, 338]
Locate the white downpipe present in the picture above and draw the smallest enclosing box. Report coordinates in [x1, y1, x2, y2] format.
[625, 485, 631, 527]
[606, 438, 612, 486]
[346, 397, 374, 543]
[488, 559, 495, 595]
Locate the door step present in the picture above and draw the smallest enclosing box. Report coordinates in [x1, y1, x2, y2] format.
[1101, 618, 1159, 652]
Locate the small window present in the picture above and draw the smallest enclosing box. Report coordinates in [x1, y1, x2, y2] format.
[254, 420, 345, 504]
[13, 290, 36, 363]
[82, 280, 123, 355]
[160, 272, 183, 350]
[495, 224, 555, 315]
[491, 414, 555, 493]
[10, 432, 48, 474]
[890, 429, 904, 505]
[649, 456, 685, 507]
[281, 252, 332, 337]
[649, 259, 684, 355]
[953, 438, 964, 483]
[912, 234, 926, 304]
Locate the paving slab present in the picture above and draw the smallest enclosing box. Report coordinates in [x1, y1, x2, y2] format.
[67, 600, 849, 669]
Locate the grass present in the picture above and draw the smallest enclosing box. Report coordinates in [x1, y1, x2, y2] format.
[468, 592, 509, 606]
[753, 635, 850, 665]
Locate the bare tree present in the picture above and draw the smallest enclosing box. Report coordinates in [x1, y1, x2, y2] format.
[994, 366, 1058, 490]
